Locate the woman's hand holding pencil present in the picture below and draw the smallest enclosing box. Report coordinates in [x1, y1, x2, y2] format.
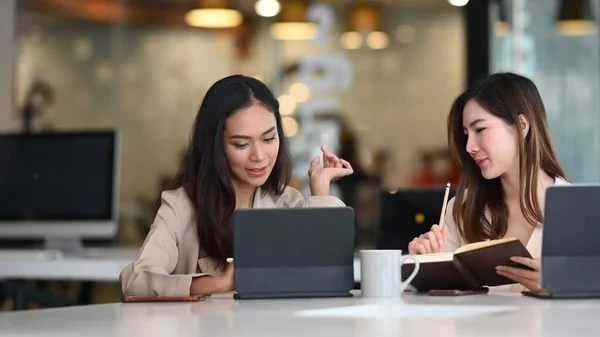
[408, 182, 451, 255]
[408, 224, 448, 254]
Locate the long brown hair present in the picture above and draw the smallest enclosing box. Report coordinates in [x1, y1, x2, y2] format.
[447, 72, 566, 243]
[164, 75, 291, 268]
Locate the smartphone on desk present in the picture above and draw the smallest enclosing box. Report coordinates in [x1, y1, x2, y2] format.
[121, 295, 205, 303]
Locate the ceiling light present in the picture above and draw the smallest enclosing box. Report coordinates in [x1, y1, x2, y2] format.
[278, 94, 297, 115]
[288, 82, 310, 102]
[270, 0, 317, 40]
[185, 0, 243, 28]
[366, 31, 389, 50]
[340, 31, 362, 50]
[270, 22, 317, 40]
[556, 0, 596, 36]
[448, 0, 469, 7]
[342, 2, 388, 50]
[494, 0, 509, 37]
[255, 0, 281, 18]
[282, 116, 299, 137]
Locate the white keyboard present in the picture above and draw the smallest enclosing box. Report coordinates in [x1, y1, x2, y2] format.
[0, 247, 138, 262]
[0, 249, 63, 261]
[81, 247, 138, 259]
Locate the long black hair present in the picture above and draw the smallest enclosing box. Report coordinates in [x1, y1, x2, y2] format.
[167, 75, 291, 268]
[447, 72, 566, 243]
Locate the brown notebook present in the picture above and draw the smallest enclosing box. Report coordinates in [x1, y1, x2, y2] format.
[401, 237, 533, 291]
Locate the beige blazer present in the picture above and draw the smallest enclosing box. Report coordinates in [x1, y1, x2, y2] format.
[442, 177, 570, 292]
[120, 186, 345, 297]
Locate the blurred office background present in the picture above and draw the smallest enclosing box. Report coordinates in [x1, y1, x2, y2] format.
[0, 0, 598, 310]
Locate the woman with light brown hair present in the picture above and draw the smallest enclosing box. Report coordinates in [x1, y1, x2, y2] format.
[408, 72, 569, 292]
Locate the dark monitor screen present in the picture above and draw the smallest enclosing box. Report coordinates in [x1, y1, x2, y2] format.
[377, 187, 455, 252]
[0, 131, 116, 221]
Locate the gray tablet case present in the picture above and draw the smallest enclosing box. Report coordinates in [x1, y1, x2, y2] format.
[525, 184, 600, 299]
[233, 207, 355, 299]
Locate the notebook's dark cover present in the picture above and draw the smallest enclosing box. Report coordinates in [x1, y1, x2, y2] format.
[455, 239, 533, 287]
[401, 260, 477, 290]
[401, 239, 533, 291]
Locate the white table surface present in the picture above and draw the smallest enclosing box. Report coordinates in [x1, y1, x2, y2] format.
[0, 248, 138, 282]
[0, 248, 363, 283]
[0, 290, 597, 337]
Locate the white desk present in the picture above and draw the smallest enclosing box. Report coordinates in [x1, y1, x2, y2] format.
[0, 291, 598, 336]
[0, 249, 363, 283]
[0, 248, 138, 282]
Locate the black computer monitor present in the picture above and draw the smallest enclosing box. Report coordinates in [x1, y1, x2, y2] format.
[377, 187, 456, 252]
[0, 130, 120, 251]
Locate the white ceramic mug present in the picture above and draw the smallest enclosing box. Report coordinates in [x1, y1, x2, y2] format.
[359, 250, 420, 298]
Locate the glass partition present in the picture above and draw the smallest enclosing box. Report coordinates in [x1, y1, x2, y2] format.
[490, 0, 600, 183]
